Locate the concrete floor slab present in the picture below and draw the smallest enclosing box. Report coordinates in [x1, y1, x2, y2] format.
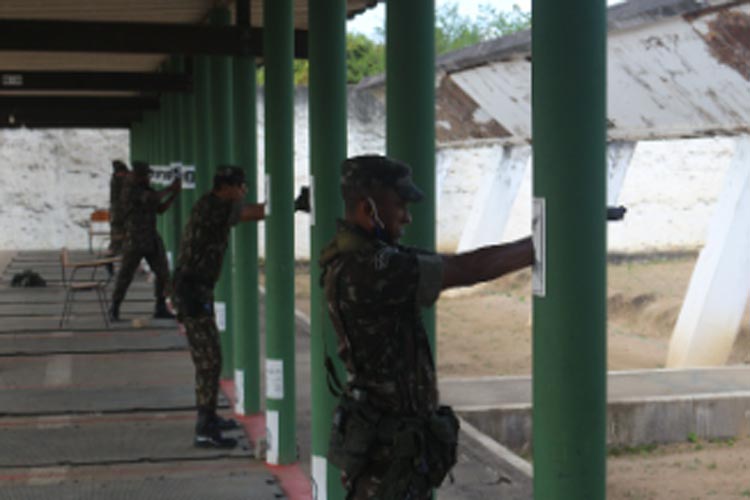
[0, 329, 186, 356]
[0, 461, 282, 500]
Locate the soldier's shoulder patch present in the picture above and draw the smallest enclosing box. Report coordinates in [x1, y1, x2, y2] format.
[373, 246, 397, 271]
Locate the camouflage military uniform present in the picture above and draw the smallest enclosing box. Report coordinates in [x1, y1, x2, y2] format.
[111, 178, 171, 305]
[108, 173, 128, 254]
[173, 192, 241, 412]
[321, 220, 445, 500]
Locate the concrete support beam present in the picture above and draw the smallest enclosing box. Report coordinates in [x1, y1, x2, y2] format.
[457, 145, 531, 252]
[667, 136, 750, 367]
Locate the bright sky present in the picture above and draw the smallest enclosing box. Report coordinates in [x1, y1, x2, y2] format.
[347, 0, 625, 40]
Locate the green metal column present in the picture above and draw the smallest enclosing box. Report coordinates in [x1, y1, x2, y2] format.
[386, 0, 437, 346]
[309, 0, 347, 497]
[209, 7, 236, 380]
[178, 56, 196, 238]
[167, 57, 183, 254]
[232, 5, 261, 416]
[532, 0, 607, 498]
[194, 55, 213, 196]
[264, 0, 296, 466]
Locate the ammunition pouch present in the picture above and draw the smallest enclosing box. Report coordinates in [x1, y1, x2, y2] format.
[328, 395, 460, 499]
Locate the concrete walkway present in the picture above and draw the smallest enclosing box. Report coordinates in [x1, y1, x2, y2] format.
[0, 250, 533, 499]
[442, 366, 750, 453]
[0, 250, 284, 499]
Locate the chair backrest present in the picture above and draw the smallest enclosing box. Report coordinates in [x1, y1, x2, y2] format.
[60, 247, 69, 285]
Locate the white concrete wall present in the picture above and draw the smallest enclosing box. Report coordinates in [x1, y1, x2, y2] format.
[0, 90, 732, 256]
[0, 128, 128, 250]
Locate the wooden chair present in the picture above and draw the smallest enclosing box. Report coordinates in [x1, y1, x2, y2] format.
[88, 209, 111, 254]
[59, 248, 120, 328]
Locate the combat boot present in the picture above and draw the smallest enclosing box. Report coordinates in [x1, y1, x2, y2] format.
[108, 301, 121, 322]
[211, 412, 239, 431]
[195, 409, 237, 449]
[154, 298, 176, 319]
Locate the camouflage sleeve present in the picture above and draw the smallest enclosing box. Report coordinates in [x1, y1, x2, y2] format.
[355, 246, 441, 308]
[415, 253, 443, 307]
[141, 188, 160, 210]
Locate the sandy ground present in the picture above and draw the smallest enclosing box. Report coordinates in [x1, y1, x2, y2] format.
[286, 253, 750, 499]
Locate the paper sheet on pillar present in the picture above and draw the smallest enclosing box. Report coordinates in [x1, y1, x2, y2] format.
[312, 455, 327, 500]
[214, 302, 226, 332]
[266, 359, 284, 399]
[266, 410, 279, 465]
[667, 137, 750, 367]
[234, 369, 245, 415]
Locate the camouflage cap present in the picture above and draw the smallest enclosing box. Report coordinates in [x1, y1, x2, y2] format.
[341, 155, 424, 202]
[214, 165, 246, 186]
[132, 160, 152, 177]
[112, 159, 128, 173]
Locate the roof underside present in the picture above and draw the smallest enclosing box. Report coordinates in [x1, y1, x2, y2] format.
[0, 0, 380, 127]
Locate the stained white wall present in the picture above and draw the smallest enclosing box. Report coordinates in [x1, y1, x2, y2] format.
[0, 90, 732, 257]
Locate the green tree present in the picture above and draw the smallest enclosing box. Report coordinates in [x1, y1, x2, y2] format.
[256, 3, 531, 86]
[346, 33, 386, 84]
[435, 2, 531, 55]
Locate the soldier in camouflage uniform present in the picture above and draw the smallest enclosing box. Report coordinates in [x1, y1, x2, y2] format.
[109, 161, 181, 321]
[321, 155, 534, 499]
[108, 160, 129, 255]
[173, 166, 265, 448]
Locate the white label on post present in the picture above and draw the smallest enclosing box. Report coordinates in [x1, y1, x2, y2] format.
[309, 175, 316, 227]
[266, 410, 279, 465]
[167, 251, 173, 272]
[181, 165, 196, 189]
[532, 197, 546, 297]
[234, 369, 245, 415]
[214, 302, 227, 331]
[265, 174, 272, 216]
[266, 359, 284, 399]
[312, 455, 328, 500]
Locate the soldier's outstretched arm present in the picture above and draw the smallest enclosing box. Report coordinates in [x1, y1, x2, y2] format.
[240, 203, 265, 222]
[441, 236, 533, 290]
[156, 179, 182, 213]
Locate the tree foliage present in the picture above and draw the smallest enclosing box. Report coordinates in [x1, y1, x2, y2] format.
[257, 3, 531, 85]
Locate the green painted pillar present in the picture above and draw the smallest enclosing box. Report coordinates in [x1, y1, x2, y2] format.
[178, 56, 196, 237]
[194, 55, 213, 196]
[210, 7, 236, 380]
[163, 60, 180, 269]
[531, 0, 607, 498]
[232, 15, 261, 415]
[264, 0, 296, 466]
[156, 99, 171, 248]
[309, 0, 347, 497]
[386, 0, 437, 348]
[167, 57, 183, 254]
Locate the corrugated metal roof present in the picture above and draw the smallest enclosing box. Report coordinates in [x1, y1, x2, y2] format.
[361, 0, 750, 144]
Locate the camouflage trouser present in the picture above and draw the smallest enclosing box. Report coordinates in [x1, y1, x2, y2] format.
[112, 236, 170, 304]
[108, 225, 124, 254]
[182, 313, 222, 410]
[344, 457, 431, 500]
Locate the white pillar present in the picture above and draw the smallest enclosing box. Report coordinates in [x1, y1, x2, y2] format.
[607, 141, 636, 205]
[667, 136, 750, 367]
[457, 145, 531, 252]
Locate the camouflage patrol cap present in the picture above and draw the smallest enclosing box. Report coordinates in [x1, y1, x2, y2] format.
[341, 155, 424, 202]
[112, 160, 128, 173]
[132, 160, 152, 177]
[214, 165, 246, 186]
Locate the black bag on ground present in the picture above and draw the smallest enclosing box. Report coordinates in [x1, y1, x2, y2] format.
[10, 270, 47, 288]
